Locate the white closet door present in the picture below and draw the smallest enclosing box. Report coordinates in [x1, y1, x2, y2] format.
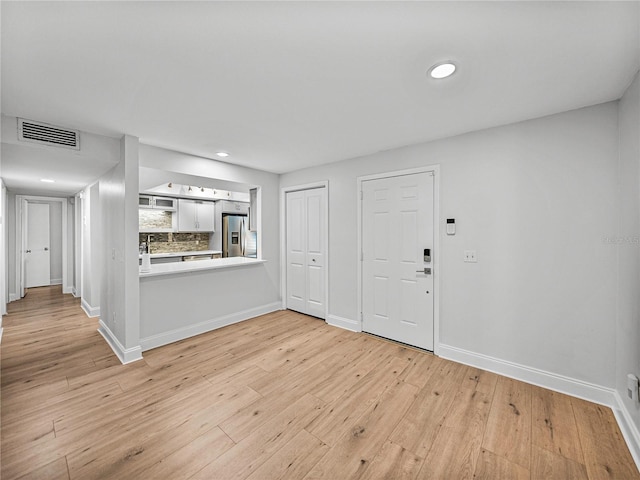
[286, 187, 326, 319]
[26, 202, 51, 288]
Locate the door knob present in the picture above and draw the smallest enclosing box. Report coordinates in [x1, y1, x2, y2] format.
[26, 249, 31, 253]
[44, 247, 49, 251]
[416, 267, 432, 275]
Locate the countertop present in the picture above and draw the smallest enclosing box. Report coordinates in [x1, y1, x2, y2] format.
[139, 250, 221, 259]
[139, 256, 266, 278]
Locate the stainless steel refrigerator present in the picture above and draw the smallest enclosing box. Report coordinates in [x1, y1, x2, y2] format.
[223, 214, 257, 258]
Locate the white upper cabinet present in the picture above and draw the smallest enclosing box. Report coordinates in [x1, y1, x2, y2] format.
[153, 197, 177, 210]
[139, 195, 177, 211]
[219, 200, 249, 215]
[197, 201, 215, 231]
[178, 199, 215, 232]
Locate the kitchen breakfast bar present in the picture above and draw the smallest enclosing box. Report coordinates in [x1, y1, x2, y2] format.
[138, 257, 279, 352]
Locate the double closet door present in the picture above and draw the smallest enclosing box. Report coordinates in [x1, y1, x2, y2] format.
[286, 187, 326, 319]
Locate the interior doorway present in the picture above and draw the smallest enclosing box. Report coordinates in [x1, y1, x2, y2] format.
[15, 195, 70, 299]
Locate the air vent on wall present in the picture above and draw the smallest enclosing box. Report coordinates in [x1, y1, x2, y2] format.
[18, 118, 80, 150]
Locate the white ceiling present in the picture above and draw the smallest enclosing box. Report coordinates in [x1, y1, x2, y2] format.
[1, 1, 639, 194]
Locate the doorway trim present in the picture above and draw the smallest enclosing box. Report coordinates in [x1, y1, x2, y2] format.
[15, 195, 70, 299]
[357, 165, 441, 355]
[280, 181, 329, 319]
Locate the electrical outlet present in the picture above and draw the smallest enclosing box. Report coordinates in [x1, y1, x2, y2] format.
[464, 250, 477, 263]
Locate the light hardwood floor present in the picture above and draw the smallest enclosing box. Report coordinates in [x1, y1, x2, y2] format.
[2, 286, 638, 479]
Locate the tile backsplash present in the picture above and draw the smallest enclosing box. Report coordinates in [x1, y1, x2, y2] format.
[139, 232, 211, 254]
[139, 210, 173, 230]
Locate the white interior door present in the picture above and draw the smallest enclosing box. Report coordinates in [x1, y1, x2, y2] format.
[362, 172, 434, 350]
[286, 187, 326, 319]
[25, 202, 51, 288]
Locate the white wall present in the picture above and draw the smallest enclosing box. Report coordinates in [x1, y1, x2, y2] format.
[98, 135, 141, 363]
[617, 71, 640, 437]
[1, 121, 4, 317]
[281, 102, 619, 389]
[6, 192, 16, 300]
[1, 180, 6, 317]
[139, 264, 280, 350]
[48, 201, 62, 284]
[81, 187, 92, 307]
[74, 194, 82, 297]
[67, 198, 75, 290]
[80, 183, 101, 316]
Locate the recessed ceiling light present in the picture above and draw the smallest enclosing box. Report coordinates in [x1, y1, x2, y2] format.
[429, 62, 456, 79]
[40, 178, 55, 183]
[216, 152, 229, 158]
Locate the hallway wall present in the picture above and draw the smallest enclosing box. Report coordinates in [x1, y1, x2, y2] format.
[616, 69, 640, 458]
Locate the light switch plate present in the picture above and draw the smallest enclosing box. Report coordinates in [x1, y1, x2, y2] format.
[464, 250, 477, 263]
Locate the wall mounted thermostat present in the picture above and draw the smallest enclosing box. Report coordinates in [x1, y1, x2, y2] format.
[446, 218, 456, 235]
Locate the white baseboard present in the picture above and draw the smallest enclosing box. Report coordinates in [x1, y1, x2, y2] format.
[439, 344, 617, 407]
[98, 320, 143, 364]
[50, 278, 62, 285]
[81, 298, 100, 318]
[612, 391, 640, 472]
[140, 302, 283, 352]
[326, 314, 361, 332]
[9, 293, 18, 302]
[63, 285, 74, 295]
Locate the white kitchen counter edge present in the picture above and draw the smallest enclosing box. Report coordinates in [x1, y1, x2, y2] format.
[139, 257, 266, 278]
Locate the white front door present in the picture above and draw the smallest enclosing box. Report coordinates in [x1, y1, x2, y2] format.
[362, 172, 434, 350]
[286, 187, 326, 319]
[25, 202, 51, 288]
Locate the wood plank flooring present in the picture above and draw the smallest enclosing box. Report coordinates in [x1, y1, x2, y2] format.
[2, 286, 638, 479]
